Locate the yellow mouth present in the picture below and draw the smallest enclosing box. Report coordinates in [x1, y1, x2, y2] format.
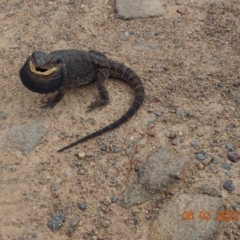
[29, 61, 58, 75]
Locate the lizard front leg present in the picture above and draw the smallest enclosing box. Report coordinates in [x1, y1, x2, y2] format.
[41, 87, 65, 109]
[87, 69, 110, 112]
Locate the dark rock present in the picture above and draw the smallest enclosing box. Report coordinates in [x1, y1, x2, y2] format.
[47, 212, 66, 231]
[77, 202, 87, 211]
[221, 164, 231, 171]
[111, 196, 118, 203]
[196, 153, 204, 160]
[223, 180, 235, 192]
[227, 151, 239, 162]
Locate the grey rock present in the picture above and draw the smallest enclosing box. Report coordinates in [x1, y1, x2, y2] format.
[223, 180, 235, 192]
[139, 138, 146, 147]
[196, 153, 204, 161]
[115, 0, 163, 19]
[47, 212, 66, 231]
[119, 147, 190, 208]
[221, 164, 231, 171]
[126, 146, 134, 155]
[135, 40, 156, 50]
[202, 156, 212, 166]
[212, 158, 219, 164]
[100, 144, 106, 151]
[0, 119, 47, 155]
[186, 110, 194, 117]
[190, 140, 196, 146]
[168, 132, 176, 139]
[225, 143, 234, 151]
[151, 184, 222, 240]
[70, 217, 79, 227]
[229, 89, 240, 104]
[225, 171, 232, 177]
[113, 147, 121, 153]
[176, 107, 185, 117]
[154, 111, 161, 117]
[77, 202, 87, 211]
[111, 196, 118, 203]
[227, 151, 239, 162]
[171, 137, 180, 146]
[51, 182, 60, 191]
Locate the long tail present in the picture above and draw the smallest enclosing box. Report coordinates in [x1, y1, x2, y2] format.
[58, 62, 145, 152]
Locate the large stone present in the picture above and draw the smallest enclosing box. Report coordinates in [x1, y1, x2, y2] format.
[0, 119, 47, 155]
[151, 184, 223, 240]
[119, 147, 191, 208]
[115, 0, 163, 19]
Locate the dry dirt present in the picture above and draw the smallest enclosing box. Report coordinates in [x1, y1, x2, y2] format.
[0, 0, 240, 239]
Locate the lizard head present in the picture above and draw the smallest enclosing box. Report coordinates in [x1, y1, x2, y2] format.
[20, 50, 67, 94]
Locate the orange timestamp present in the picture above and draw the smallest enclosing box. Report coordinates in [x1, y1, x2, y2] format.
[182, 211, 239, 221]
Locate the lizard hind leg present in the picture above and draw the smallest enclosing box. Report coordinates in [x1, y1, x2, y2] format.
[86, 69, 110, 112]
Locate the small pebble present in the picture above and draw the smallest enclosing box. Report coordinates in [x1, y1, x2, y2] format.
[221, 164, 231, 171]
[168, 132, 176, 139]
[176, 107, 185, 117]
[186, 110, 194, 117]
[78, 151, 86, 159]
[223, 180, 235, 192]
[51, 182, 60, 191]
[226, 123, 233, 132]
[171, 137, 180, 146]
[200, 150, 207, 156]
[86, 152, 94, 157]
[196, 153, 204, 160]
[101, 220, 110, 228]
[225, 143, 234, 151]
[212, 158, 219, 164]
[134, 166, 140, 172]
[154, 111, 161, 117]
[70, 217, 80, 227]
[126, 147, 133, 155]
[77, 202, 87, 211]
[113, 147, 121, 153]
[100, 144, 106, 151]
[197, 162, 205, 170]
[225, 172, 232, 177]
[139, 138, 146, 147]
[190, 140, 196, 146]
[125, 31, 129, 37]
[32, 233, 37, 238]
[148, 119, 155, 124]
[163, 103, 169, 108]
[11, 167, 16, 172]
[227, 151, 239, 162]
[47, 212, 66, 231]
[111, 196, 118, 203]
[202, 156, 212, 166]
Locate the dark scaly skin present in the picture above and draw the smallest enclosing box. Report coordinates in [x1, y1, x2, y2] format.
[19, 49, 145, 152]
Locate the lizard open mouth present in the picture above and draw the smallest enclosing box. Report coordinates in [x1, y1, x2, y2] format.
[29, 61, 58, 76]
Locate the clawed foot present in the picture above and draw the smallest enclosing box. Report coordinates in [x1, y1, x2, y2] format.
[40, 98, 58, 109]
[86, 99, 109, 112]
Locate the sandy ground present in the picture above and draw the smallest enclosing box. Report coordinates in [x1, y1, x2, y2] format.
[0, 0, 240, 239]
